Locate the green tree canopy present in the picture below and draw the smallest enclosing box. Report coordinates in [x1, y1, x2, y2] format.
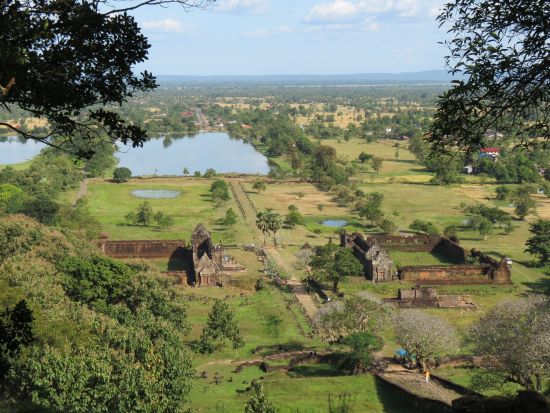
[525, 220, 550, 266]
[430, 0, 549, 154]
[1, 0, 213, 157]
[310, 244, 362, 292]
[113, 167, 132, 183]
[199, 299, 244, 354]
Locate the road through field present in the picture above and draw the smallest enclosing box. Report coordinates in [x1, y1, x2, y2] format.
[231, 180, 319, 320]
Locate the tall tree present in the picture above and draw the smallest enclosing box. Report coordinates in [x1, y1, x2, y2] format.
[0, 300, 34, 379]
[430, 0, 549, 154]
[310, 244, 362, 292]
[525, 220, 550, 266]
[0, 0, 214, 157]
[198, 299, 243, 354]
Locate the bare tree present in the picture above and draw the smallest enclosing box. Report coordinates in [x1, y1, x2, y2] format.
[468, 295, 550, 392]
[294, 249, 315, 270]
[394, 309, 459, 370]
[314, 292, 393, 341]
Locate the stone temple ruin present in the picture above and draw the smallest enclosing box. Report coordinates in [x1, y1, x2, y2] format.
[340, 232, 511, 285]
[97, 224, 244, 287]
[191, 224, 245, 287]
[385, 286, 476, 309]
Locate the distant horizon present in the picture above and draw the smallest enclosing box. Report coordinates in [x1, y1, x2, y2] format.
[154, 69, 448, 77]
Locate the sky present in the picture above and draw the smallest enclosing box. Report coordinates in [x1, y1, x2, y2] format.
[130, 0, 450, 75]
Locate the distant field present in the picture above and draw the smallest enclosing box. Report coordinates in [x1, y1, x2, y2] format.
[322, 138, 433, 182]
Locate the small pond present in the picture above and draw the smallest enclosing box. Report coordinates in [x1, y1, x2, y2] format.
[132, 190, 182, 199]
[0, 136, 45, 164]
[116, 132, 270, 176]
[321, 220, 348, 227]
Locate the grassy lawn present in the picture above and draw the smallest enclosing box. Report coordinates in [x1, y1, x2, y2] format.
[182, 283, 320, 365]
[86, 177, 254, 243]
[191, 363, 419, 413]
[390, 251, 460, 267]
[79, 147, 548, 408]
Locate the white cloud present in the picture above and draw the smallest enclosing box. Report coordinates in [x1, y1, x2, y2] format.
[361, 18, 380, 31]
[305, 0, 362, 24]
[216, 0, 269, 15]
[304, 0, 443, 29]
[142, 18, 194, 33]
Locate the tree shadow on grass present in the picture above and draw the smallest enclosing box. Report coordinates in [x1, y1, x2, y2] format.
[523, 277, 550, 294]
[252, 341, 305, 356]
[287, 363, 344, 378]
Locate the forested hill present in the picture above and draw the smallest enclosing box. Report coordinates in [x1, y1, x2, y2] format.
[158, 70, 457, 86]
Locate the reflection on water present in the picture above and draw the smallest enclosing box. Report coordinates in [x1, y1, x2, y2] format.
[132, 190, 182, 199]
[321, 220, 348, 227]
[116, 132, 270, 176]
[0, 132, 271, 176]
[0, 136, 45, 164]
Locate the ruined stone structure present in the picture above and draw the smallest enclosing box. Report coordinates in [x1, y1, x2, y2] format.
[386, 286, 476, 309]
[97, 239, 187, 259]
[341, 232, 511, 285]
[97, 225, 244, 287]
[191, 224, 224, 287]
[340, 232, 394, 282]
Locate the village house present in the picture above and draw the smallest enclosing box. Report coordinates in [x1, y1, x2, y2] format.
[479, 147, 500, 160]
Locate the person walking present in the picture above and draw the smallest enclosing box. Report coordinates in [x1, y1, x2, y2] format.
[425, 370, 430, 384]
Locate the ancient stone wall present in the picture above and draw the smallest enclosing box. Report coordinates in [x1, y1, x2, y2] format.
[398, 265, 495, 284]
[370, 235, 441, 252]
[97, 240, 187, 259]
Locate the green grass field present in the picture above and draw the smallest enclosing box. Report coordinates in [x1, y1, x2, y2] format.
[79, 139, 549, 409]
[86, 177, 254, 244]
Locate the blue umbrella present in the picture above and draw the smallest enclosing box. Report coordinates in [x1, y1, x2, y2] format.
[395, 348, 408, 357]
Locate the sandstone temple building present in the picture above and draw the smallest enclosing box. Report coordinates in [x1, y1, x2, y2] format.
[340, 232, 511, 285]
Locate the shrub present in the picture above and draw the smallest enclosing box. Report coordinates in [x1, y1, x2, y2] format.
[113, 167, 132, 183]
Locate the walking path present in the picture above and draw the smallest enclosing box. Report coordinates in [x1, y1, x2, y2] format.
[376, 362, 463, 406]
[73, 178, 89, 205]
[267, 248, 318, 321]
[230, 180, 261, 244]
[196, 349, 329, 370]
[230, 180, 318, 320]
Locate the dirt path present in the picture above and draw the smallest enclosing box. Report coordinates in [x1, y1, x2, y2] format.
[230, 181, 261, 243]
[73, 178, 88, 205]
[231, 180, 319, 320]
[267, 248, 318, 321]
[376, 363, 463, 406]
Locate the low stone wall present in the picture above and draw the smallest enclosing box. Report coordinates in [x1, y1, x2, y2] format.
[97, 240, 187, 259]
[398, 265, 495, 284]
[370, 235, 442, 252]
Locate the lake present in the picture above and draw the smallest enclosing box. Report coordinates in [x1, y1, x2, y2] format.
[117, 133, 270, 176]
[0, 133, 271, 175]
[0, 137, 45, 164]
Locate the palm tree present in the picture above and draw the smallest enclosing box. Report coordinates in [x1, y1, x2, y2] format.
[265, 211, 283, 246]
[256, 212, 270, 246]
